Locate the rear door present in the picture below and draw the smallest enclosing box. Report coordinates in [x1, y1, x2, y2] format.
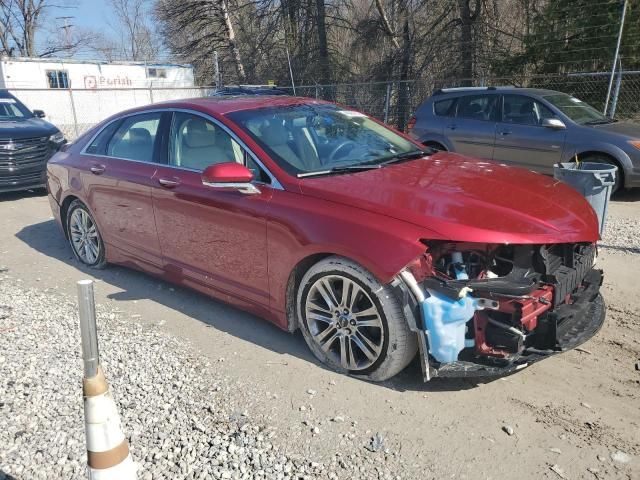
[81, 111, 166, 267]
[151, 111, 274, 308]
[492, 94, 566, 173]
[445, 93, 499, 159]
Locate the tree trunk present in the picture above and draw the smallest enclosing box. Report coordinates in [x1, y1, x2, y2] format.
[396, 17, 411, 131]
[221, 0, 246, 84]
[457, 0, 479, 86]
[316, 0, 330, 85]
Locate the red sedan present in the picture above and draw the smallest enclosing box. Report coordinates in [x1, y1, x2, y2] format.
[47, 96, 605, 382]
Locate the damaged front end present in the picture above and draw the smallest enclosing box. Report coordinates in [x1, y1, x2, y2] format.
[394, 241, 605, 381]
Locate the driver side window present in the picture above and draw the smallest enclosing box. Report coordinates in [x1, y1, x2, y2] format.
[502, 95, 557, 126]
[169, 112, 244, 171]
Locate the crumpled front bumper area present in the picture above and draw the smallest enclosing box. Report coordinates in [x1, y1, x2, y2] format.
[436, 269, 605, 378]
[394, 242, 606, 381]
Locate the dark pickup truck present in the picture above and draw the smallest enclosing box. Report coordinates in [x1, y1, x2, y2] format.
[0, 90, 66, 193]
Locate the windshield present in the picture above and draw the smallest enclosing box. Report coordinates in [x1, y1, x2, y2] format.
[543, 93, 609, 124]
[0, 97, 32, 121]
[228, 104, 422, 175]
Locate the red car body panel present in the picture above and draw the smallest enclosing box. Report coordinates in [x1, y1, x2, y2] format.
[46, 97, 600, 332]
[299, 153, 599, 245]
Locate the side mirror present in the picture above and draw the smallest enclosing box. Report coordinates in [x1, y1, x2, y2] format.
[541, 118, 566, 130]
[33, 109, 46, 118]
[201, 162, 260, 195]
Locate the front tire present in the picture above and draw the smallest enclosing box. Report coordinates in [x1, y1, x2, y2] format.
[297, 256, 417, 382]
[66, 200, 106, 269]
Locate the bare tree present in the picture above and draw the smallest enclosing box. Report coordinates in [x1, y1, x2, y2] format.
[0, 0, 96, 57]
[456, 0, 482, 85]
[156, 0, 248, 84]
[108, 0, 160, 61]
[0, 0, 47, 56]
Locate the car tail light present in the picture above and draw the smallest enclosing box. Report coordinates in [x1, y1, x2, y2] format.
[406, 116, 416, 133]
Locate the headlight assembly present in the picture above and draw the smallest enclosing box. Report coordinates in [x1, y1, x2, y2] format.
[49, 131, 66, 144]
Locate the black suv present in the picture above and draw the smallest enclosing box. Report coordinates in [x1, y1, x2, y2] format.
[0, 90, 66, 193]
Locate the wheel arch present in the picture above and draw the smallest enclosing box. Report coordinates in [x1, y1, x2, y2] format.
[60, 194, 80, 239]
[285, 252, 334, 332]
[566, 143, 632, 187]
[423, 140, 448, 151]
[576, 150, 625, 186]
[283, 243, 423, 332]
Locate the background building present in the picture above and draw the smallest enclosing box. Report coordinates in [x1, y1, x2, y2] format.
[1, 57, 199, 138]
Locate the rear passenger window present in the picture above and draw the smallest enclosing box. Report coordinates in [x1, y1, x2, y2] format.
[85, 122, 120, 155]
[434, 98, 456, 117]
[457, 95, 498, 121]
[106, 113, 161, 162]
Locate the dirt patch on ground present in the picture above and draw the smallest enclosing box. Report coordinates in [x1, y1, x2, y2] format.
[0, 191, 639, 479]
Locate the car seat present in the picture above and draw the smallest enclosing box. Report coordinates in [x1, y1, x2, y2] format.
[180, 118, 232, 170]
[461, 102, 485, 120]
[111, 127, 153, 162]
[518, 101, 537, 125]
[260, 121, 308, 171]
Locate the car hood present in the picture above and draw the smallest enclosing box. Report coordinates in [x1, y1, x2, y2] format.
[590, 121, 640, 138]
[0, 117, 58, 139]
[299, 153, 600, 244]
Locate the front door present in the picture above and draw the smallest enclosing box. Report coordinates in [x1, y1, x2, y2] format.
[82, 111, 165, 267]
[492, 94, 566, 174]
[446, 93, 499, 159]
[151, 111, 273, 307]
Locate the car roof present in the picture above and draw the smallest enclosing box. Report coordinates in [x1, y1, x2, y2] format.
[138, 95, 330, 115]
[0, 89, 16, 99]
[212, 86, 290, 96]
[431, 87, 561, 99]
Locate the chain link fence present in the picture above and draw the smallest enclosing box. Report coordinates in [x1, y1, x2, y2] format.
[8, 86, 214, 140]
[282, 71, 640, 130]
[8, 71, 639, 140]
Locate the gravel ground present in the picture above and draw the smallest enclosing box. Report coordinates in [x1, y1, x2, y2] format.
[1, 192, 639, 480]
[600, 216, 640, 254]
[0, 274, 405, 480]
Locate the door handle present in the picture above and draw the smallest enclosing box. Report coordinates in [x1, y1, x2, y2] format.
[446, 124, 457, 130]
[89, 164, 105, 175]
[158, 177, 180, 188]
[499, 130, 512, 136]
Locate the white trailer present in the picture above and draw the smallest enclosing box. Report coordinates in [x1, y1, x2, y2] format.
[0, 57, 203, 139]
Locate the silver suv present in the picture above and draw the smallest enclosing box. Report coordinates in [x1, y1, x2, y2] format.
[408, 87, 640, 191]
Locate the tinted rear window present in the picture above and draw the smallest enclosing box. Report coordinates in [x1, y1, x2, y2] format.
[456, 94, 498, 121]
[433, 98, 456, 117]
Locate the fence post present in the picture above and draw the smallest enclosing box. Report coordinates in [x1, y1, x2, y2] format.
[77, 280, 137, 479]
[383, 82, 392, 124]
[68, 86, 79, 140]
[148, 81, 154, 104]
[604, 0, 628, 115]
[610, 63, 623, 119]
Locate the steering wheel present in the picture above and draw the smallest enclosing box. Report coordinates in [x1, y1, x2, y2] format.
[327, 141, 358, 162]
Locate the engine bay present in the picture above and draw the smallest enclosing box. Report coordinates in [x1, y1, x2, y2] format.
[400, 241, 605, 380]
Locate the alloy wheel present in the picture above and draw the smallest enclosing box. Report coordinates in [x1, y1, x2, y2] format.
[305, 274, 385, 371]
[69, 207, 101, 265]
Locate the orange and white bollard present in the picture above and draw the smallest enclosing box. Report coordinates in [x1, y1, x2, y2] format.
[78, 280, 137, 480]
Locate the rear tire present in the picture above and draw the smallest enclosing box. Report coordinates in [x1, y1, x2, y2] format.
[297, 256, 417, 382]
[66, 200, 107, 269]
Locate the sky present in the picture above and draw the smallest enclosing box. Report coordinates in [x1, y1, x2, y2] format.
[40, 0, 126, 60]
[50, 0, 111, 32]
